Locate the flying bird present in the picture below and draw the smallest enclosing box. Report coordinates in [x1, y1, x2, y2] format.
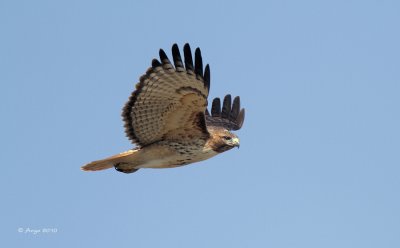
[82, 43, 245, 173]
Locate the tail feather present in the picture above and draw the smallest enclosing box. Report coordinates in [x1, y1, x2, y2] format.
[81, 150, 138, 172]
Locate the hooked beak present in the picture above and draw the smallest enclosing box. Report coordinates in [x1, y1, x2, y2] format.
[232, 137, 240, 148]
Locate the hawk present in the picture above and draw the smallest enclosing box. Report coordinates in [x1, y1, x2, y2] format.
[82, 43, 245, 173]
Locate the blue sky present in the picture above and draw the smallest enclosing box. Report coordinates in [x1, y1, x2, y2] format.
[1, 0, 400, 247]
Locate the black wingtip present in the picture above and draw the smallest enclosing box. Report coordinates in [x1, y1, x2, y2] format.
[211, 97, 221, 116]
[159, 49, 170, 64]
[152, 58, 162, 68]
[221, 94, 232, 118]
[204, 64, 210, 92]
[172, 43, 184, 69]
[237, 108, 245, 129]
[230, 96, 240, 120]
[195, 47, 203, 77]
[183, 43, 194, 72]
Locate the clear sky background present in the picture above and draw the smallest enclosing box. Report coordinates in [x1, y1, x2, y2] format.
[1, 0, 400, 247]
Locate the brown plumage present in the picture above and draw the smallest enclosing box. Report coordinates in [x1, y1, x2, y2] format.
[81, 44, 245, 173]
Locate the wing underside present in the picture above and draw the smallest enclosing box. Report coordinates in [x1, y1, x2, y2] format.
[122, 44, 211, 146]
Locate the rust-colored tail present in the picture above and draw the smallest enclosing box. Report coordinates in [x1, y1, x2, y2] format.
[81, 149, 138, 172]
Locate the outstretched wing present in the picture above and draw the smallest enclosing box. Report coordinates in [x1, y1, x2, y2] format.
[205, 95, 245, 131]
[123, 44, 211, 147]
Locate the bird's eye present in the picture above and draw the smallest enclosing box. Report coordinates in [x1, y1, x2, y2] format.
[223, 136, 232, 141]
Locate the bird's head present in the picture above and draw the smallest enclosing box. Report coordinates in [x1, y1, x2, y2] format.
[213, 130, 240, 153]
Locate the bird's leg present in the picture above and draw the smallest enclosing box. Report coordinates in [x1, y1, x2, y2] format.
[114, 162, 139, 174]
